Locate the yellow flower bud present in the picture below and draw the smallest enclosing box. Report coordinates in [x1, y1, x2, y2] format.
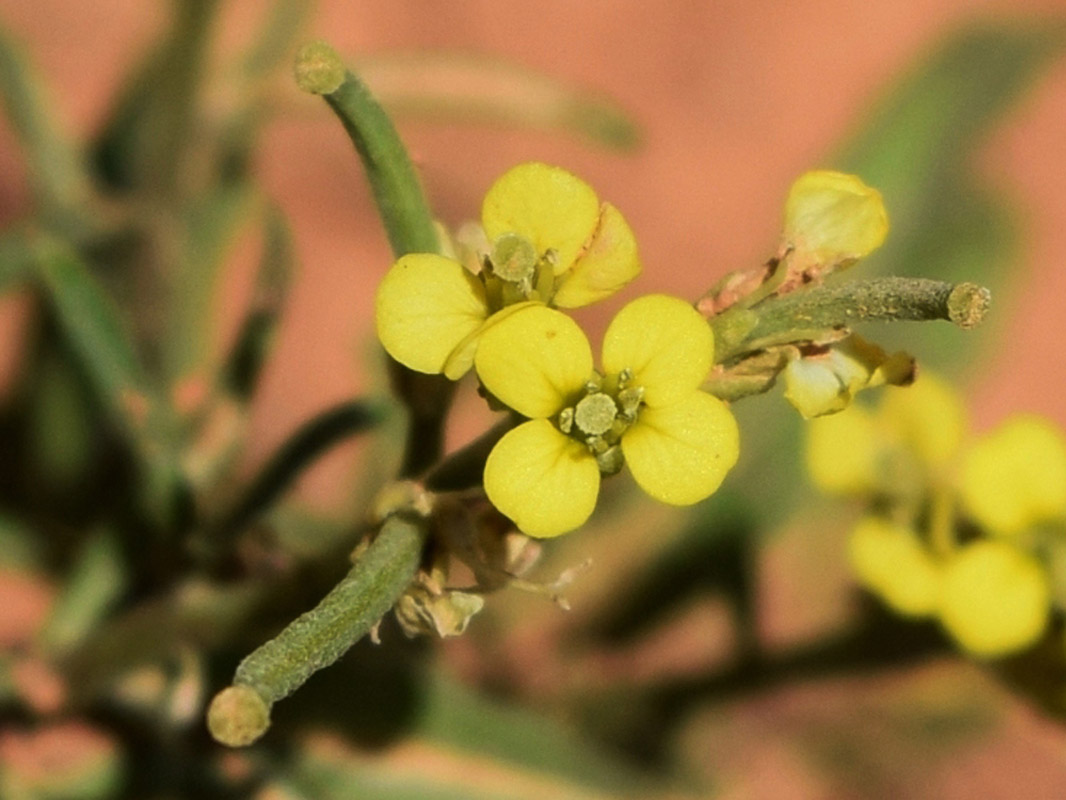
[783, 170, 889, 270]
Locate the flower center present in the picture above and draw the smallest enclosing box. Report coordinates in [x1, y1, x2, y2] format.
[574, 392, 617, 436]
[490, 233, 538, 283]
[483, 233, 559, 307]
[556, 369, 645, 476]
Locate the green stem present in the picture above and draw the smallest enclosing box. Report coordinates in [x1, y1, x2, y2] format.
[294, 40, 452, 477]
[713, 277, 990, 363]
[207, 515, 427, 746]
[424, 413, 521, 491]
[295, 41, 439, 257]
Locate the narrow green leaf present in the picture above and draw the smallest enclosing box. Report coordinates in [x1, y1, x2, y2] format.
[32, 239, 184, 523]
[296, 42, 454, 477]
[834, 20, 1066, 372]
[164, 183, 258, 385]
[207, 398, 385, 540]
[34, 239, 148, 419]
[220, 202, 295, 400]
[0, 229, 35, 290]
[414, 674, 665, 797]
[357, 51, 642, 150]
[240, 0, 316, 81]
[39, 527, 127, 655]
[0, 21, 92, 229]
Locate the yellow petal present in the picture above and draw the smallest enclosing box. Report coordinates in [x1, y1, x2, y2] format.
[484, 419, 600, 537]
[960, 415, 1066, 536]
[805, 404, 881, 495]
[474, 305, 593, 419]
[847, 517, 940, 618]
[375, 254, 487, 375]
[622, 391, 739, 505]
[442, 301, 540, 380]
[482, 163, 600, 275]
[783, 170, 889, 264]
[939, 540, 1050, 658]
[601, 295, 713, 407]
[552, 203, 641, 308]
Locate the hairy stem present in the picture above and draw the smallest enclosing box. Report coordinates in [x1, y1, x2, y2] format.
[207, 515, 427, 746]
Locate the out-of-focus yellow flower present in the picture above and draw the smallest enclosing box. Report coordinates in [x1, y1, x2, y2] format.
[476, 296, 739, 537]
[805, 372, 967, 495]
[960, 415, 1066, 537]
[375, 162, 641, 378]
[847, 517, 941, 617]
[782, 170, 889, 272]
[938, 540, 1050, 658]
[806, 403, 880, 495]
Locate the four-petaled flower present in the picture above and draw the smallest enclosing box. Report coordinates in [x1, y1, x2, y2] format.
[474, 295, 740, 537]
[375, 162, 641, 379]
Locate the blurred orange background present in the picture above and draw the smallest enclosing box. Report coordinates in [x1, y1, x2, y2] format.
[3, 3, 1066, 797]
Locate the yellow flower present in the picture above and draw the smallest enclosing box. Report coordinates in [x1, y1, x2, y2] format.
[475, 295, 739, 537]
[938, 540, 1050, 658]
[782, 170, 889, 272]
[959, 415, 1066, 537]
[375, 162, 641, 379]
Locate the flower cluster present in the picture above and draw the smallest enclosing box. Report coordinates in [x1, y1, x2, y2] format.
[374, 162, 740, 537]
[807, 373, 1066, 658]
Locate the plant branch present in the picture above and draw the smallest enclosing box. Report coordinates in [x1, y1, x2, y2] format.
[713, 277, 990, 363]
[207, 514, 427, 746]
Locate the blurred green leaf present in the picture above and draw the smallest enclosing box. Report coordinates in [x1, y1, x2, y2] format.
[203, 398, 385, 546]
[34, 239, 150, 422]
[416, 673, 665, 796]
[39, 527, 126, 655]
[165, 183, 259, 387]
[0, 20, 93, 231]
[835, 19, 1066, 372]
[239, 0, 316, 81]
[27, 349, 96, 488]
[31, 239, 185, 523]
[0, 513, 39, 570]
[0, 230, 33, 291]
[216, 0, 316, 181]
[357, 51, 642, 150]
[220, 202, 295, 400]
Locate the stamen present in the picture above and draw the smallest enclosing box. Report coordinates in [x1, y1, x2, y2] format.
[557, 407, 574, 434]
